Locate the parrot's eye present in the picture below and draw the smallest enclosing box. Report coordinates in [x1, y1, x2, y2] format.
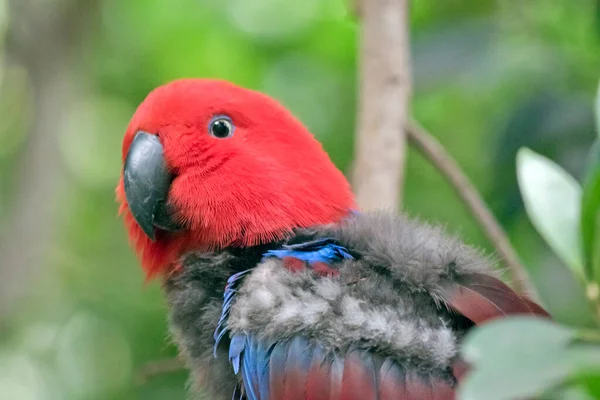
[209, 116, 234, 139]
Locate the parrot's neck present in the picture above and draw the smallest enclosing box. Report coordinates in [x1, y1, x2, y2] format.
[162, 241, 283, 303]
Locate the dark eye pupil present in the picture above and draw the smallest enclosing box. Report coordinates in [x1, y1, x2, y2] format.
[211, 120, 230, 138]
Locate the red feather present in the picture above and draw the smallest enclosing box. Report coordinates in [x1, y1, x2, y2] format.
[328, 358, 344, 400]
[378, 360, 455, 400]
[450, 357, 470, 382]
[403, 372, 435, 400]
[439, 273, 550, 325]
[283, 257, 307, 273]
[378, 360, 408, 400]
[305, 349, 331, 400]
[282, 258, 340, 277]
[339, 351, 377, 400]
[523, 298, 551, 317]
[268, 343, 287, 400]
[312, 261, 340, 277]
[283, 368, 308, 400]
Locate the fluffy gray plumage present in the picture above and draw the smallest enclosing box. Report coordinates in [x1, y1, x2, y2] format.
[164, 252, 239, 399]
[228, 259, 457, 369]
[164, 211, 499, 396]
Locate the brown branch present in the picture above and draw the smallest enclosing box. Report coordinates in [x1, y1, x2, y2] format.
[135, 357, 185, 384]
[352, 0, 412, 212]
[406, 119, 535, 296]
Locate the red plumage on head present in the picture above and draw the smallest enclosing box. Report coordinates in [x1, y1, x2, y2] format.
[116, 79, 356, 278]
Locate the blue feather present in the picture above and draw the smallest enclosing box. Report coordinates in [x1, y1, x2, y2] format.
[242, 338, 259, 400]
[238, 337, 319, 400]
[263, 237, 353, 265]
[285, 336, 312, 380]
[269, 340, 288, 387]
[214, 269, 252, 357]
[236, 337, 273, 400]
[310, 343, 328, 370]
[257, 343, 272, 400]
[229, 334, 246, 375]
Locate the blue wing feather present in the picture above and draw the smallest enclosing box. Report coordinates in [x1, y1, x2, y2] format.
[214, 269, 253, 356]
[242, 337, 260, 400]
[263, 237, 354, 265]
[238, 336, 323, 400]
[229, 334, 246, 375]
[283, 336, 313, 399]
[269, 340, 290, 398]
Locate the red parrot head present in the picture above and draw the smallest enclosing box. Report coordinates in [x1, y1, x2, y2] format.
[116, 79, 355, 278]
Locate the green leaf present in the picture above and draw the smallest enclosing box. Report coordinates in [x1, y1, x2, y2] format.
[575, 373, 600, 398]
[517, 148, 584, 278]
[581, 139, 600, 281]
[546, 386, 598, 400]
[459, 317, 600, 400]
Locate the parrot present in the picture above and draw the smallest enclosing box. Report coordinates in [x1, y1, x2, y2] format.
[116, 78, 550, 400]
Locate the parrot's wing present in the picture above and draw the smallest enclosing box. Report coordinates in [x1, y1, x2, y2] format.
[298, 211, 551, 327]
[219, 212, 551, 399]
[434, 271, 550, 382]
[436, 272, 550, 325]
[221, 238, 460, 399]
[230, 334, 455, 400]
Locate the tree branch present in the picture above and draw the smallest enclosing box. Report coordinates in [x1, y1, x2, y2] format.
[406, 119, 536, 297]
[352, 0, 412, 212]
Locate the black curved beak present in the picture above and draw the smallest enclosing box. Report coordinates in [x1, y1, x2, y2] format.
[123, 131, 182, 241]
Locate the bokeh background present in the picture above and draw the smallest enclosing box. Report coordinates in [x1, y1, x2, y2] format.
[0, 0, 598, 399]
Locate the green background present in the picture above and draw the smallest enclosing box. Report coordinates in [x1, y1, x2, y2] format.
[0, 0, 598, 398]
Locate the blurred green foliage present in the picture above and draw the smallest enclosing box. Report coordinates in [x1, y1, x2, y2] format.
[0, 0, 599, 399]
[461, 137, 600, 399]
